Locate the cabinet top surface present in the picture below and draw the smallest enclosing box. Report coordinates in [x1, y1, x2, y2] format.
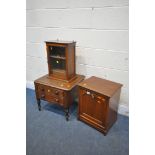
[78, 76, 123, 97]
[45, 40, 76, 44]
[34, 74, 85, 91]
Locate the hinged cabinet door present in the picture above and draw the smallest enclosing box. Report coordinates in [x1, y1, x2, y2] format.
[79, 88, 107, 126]
[46, 43, 67, 80]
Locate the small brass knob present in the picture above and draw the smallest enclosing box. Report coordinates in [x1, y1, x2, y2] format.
[47, 89, 50, 92]
[55, 99, 59, 102]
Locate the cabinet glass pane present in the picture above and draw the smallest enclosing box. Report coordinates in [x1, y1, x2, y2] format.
[49, 46, 65, 58]
[51, 58, 66, 72]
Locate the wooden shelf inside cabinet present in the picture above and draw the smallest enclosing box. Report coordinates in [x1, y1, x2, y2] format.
[50, 55, 66, 60]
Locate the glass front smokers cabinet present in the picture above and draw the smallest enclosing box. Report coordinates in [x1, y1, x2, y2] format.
[46, 41, 76, 82]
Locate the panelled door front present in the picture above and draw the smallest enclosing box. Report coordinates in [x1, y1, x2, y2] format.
[79, 88, 107, 126]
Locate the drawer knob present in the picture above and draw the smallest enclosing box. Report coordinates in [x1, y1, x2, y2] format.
[48, 89, 50, 92]
[55, 90, 59, 95]
[55, 99, 59, 102]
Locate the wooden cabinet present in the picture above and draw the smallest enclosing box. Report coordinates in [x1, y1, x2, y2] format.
[34, 40, 85, 121]
[78, 76, 122, 135]
[34, 74, 85, 121]
[46, 41, 76, 81]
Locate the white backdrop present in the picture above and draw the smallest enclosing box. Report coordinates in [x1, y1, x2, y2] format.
[26, 0, 129, 115]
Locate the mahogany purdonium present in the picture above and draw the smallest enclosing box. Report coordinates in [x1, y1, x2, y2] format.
[78, 76, 123, 135]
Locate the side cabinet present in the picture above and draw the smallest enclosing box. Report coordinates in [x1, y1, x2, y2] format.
[78, 76, 122, 135]
[34, 74, 85, 121]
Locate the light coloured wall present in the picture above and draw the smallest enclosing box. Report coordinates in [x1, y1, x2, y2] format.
[26, 0, 129, 116]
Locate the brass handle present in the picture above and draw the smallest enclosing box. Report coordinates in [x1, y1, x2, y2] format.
[86, 91, 90, 95]
[97, 96, 105, 102]
[86, 91, 95, 99]
[47, 89, 50, 92]
[85, 90, 105, 103]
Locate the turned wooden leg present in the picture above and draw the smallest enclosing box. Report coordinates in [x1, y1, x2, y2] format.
[37, 99, 41, 111]
[64, 108, 69, 121]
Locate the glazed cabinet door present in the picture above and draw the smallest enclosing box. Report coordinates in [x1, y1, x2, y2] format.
[79, 88, 107, 126]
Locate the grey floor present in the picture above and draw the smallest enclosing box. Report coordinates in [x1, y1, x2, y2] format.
[26, 88, 129, 155]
